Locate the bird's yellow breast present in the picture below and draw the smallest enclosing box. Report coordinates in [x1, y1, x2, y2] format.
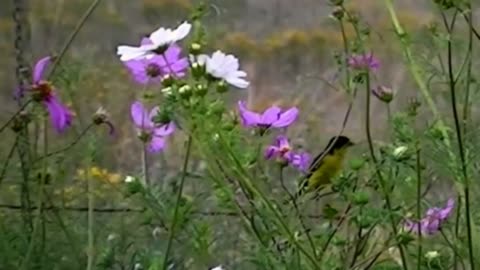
[307, 148, 347, 191]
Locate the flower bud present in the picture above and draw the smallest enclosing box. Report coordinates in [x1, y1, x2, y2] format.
[11, 111, 30, 132]
[152, 227, 162, 239]
[125, 176, 143, 195]
[194, 83, 208, 97]
[425, 250, 440, 260]
[392, 146, 408, 160]
[189, 42, 202, 55]
[161, 87, 173, 98]
[216, 80, 228, 93]
[178, 85, 192, 99]
[352, 191, 369, 205]
[92, 107, 108, 125]
[331, 6, 344, 20]
[191, 62, 205, 79]
[372, 85, 394, 103]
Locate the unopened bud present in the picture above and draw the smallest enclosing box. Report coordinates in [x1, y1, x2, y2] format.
[189, 43, 202, 55]
[92, 107, 108, 125]
[178, 85, 192, 98]
[331, 7, 344, 20]
[161, 87, 173, 97]
[195, 83, 208, 97]
[393, 146, 408, 160]
[372, 86, 394, 103]
[425, 250, 440, 260]
[216, 80, 228, 93]
[191, 62, 205, 79]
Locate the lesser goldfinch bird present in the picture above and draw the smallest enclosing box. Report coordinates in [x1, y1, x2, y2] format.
[296, 136, 354, 197]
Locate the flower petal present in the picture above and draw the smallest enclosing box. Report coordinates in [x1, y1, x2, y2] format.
[154, 122, 176, 137]
[237, 101, 260, 127]
[33, 56, 51, 83]
[264, 146, 278, 160]
[276, 135, 290, 149]
[148, 136, 166, 153]
[45, 94, 72, 133]
[130, 101, 150, 128]
[259, 106, 281, 125]
[272, 107, 298, 128]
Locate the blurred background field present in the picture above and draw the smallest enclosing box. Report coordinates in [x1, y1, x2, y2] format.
[1, 0, 480, 269]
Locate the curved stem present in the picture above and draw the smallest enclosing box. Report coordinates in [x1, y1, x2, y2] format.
[365, 73, 409, 270]
[444, 9, 475, 269]
[162, 135, 193, 270]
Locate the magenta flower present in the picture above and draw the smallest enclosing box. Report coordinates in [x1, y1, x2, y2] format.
[404, 198, 455, 235]
[26, 56, 72, 133]
[237, 101, 298, 129]
[131, 101, 175, 153]
[123, 38, 188, 85]
[265, 135, 310, 171]
[348, 52, 380, 71]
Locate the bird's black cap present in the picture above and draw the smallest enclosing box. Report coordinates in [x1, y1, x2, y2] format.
[326, 136, 354, 153]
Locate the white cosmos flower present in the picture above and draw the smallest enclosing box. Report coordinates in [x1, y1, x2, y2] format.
[197, 51, 249, 89]
[210, 266, 224, 270]
[117, 22, 191, 61]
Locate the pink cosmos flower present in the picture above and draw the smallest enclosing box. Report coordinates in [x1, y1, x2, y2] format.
[348, 52, 380, 72]
[404, 198, 455, 235]
[237, 101, 298, 129]
[26, 56, 73, 133]
[265, 135, 311, 172]
[123, 38, 188, 85]
[130, 101, 175, 153]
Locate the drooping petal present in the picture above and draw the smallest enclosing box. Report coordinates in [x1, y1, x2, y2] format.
[33, 56, 51, 83]
[153, 122, 176, 137]
[272, 107, 298, 128]
[148, 136, 166, 153]
[225, 76, 250, 89]
[130, 101, 150, 128]
[237, 101, 260, 127]
[45, 95, 72, 133]
[259, 106, 281, 126]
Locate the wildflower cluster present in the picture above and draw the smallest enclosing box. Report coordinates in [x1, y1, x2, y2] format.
[116, 21, 250, 153]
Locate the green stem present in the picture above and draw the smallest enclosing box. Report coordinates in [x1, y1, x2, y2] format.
[279, 165, 317, 259]
[87, 157, 95, 270]
[415, 143, 422, 270]
[365, 74, 409, 270]
[383, 0, 453, 153]
[142, 143, 150, 186]
[444, 10, 475, 269]
[162, 136, 193, 270]
[20, 121, 48, 269]
[219, 135, 321, 269]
